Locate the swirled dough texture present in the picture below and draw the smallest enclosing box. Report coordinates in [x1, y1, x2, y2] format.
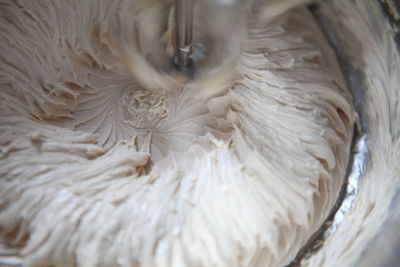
[0, 0, 355, 266]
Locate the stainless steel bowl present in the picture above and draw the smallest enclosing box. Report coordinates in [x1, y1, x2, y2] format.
[293, 1, 400, 266]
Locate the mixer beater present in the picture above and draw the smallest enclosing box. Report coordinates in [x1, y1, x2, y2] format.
[174, 0, 194, 73]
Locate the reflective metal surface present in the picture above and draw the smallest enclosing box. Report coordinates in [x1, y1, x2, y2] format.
[290, 1, 400, 266]
[311, 1, 400, 266]
[174, 0, 194, 72]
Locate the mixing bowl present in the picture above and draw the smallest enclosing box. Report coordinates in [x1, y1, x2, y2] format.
[292, 0, 400, 266]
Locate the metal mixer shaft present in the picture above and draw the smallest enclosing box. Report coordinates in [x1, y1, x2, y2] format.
[174, 0, 194, 71]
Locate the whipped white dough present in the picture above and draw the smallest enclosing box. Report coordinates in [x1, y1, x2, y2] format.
[0, 0, 355, 266]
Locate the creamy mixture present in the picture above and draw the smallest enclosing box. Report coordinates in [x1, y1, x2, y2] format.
[0, 0, 356, 266]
